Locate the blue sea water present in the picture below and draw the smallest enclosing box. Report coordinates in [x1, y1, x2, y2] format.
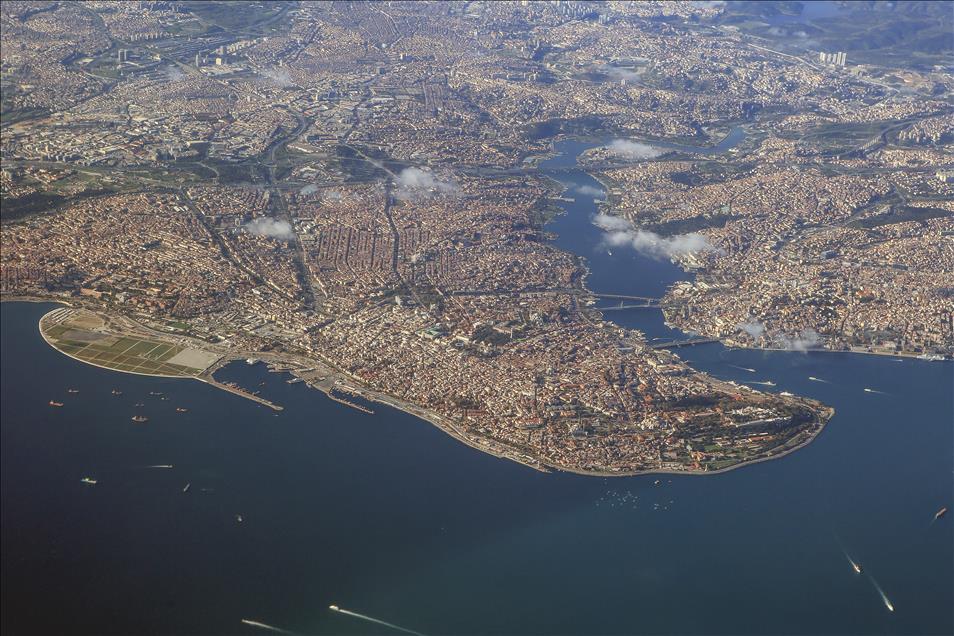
[2, 139, 952, 635]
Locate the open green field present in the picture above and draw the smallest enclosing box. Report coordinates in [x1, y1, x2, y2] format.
[40, 310, 219, 377]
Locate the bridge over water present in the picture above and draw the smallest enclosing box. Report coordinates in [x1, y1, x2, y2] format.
[650, 337, 719, 350]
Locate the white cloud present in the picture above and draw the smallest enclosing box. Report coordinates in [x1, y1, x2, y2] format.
[604, 66, 642, 83]
[164, 66, 186, 82]
[261, 67, 294, 88]
[245, 218, 295, 240]
[593, 213, 632, 232]
[394, 167, 457, 200]
[738, 319, 765, 339]
[774, 329, 823, 352]
[575, 184, 605, 198]
[593, 213, 716, 259]
[606, 140, 663, 160]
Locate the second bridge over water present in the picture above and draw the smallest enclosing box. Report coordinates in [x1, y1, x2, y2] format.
[591, 292, 660, 310]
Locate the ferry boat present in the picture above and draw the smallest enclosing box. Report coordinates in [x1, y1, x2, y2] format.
[80, 477, 97, 485]
[286, 377, 303, 384]
[131, 415, 148, 423]
[49, 400, 64, 407]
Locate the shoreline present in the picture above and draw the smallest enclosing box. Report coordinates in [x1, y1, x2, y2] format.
[4, 121, 934, 476]
[32, 302, 284, 411]
[10, 297, 836, 479]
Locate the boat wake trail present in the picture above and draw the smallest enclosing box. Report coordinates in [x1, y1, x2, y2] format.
[241, 619, 299, 634]
[869, 577, 895, 612]
[329, 605, 426, 636]
[841, 548, 862, 574]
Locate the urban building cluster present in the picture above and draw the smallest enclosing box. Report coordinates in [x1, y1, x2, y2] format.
[4, 0, 949, 473]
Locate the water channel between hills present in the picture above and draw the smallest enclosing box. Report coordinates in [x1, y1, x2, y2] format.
[1, 131, 951, 636]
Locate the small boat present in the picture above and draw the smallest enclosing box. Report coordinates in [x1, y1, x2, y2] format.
[286, 377, 303, 384]
[67, 389, 79, 394]
[246, 358, 258, 365]
[49, 400, 65, 407]
[149, 391, 164, 397]
[182, 483, 191, 493]
[852, 562, 862, 574]
[936, 507, 948, 520]
[176, 407, 188, 413]
[235, 514, 244, 523]
[80, 477, 97, 485]
[111, 389, 123, 395]
[134, 402, 145, 407]
[131, 415, 148, 423]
